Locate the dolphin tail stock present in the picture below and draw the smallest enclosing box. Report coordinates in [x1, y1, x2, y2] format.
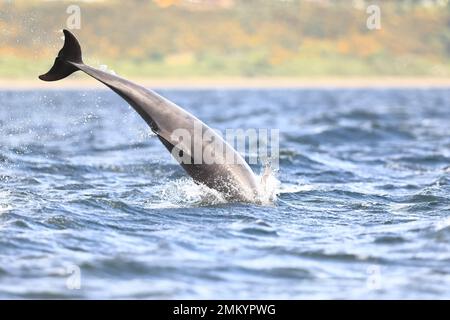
[39, 29, 83, 81]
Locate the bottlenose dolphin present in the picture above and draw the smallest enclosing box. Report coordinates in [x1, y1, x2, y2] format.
[40, 30, 259, 203]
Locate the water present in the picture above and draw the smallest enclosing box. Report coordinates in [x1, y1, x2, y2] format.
[0, 88, 449, 299]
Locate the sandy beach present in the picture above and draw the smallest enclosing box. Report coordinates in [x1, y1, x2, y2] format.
[1, 77, 450, 90]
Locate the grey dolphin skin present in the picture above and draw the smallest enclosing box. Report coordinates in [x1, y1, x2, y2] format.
[40, 30, 259, 203]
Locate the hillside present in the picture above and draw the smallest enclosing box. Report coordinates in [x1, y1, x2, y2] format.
[0, 0, 449, 79]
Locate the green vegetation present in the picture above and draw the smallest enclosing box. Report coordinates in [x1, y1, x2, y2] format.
[0, 0, 449, 79]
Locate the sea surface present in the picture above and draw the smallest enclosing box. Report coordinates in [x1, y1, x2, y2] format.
[0, 87, 449, 299]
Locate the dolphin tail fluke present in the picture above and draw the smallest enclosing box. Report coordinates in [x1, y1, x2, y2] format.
[39, 29, 83, 81]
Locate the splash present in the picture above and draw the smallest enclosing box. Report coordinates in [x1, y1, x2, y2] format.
[145, 164, 281, 209]
[255, 163, 281, 205]
[98, 64, 116, 75]
[145, 178, 227, 209]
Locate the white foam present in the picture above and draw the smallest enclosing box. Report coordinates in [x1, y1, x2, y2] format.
[0, 190, 12, 215]
[255, 164, 281, 205]
[278, 183, 315, 194]
[145, 178, 227, 209]
[435, 217, 450, 232]
[144, 165, 282, 208]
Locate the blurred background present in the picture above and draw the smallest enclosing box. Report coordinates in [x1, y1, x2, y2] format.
[0, 0, 449, 82]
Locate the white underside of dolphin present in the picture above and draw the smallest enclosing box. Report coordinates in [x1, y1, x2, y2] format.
[40, 30, 260, 203]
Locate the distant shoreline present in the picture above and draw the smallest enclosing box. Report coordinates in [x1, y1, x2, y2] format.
[1, 77, 450, 90]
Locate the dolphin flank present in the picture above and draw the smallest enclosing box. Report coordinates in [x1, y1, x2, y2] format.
[39, 29, 260, 203]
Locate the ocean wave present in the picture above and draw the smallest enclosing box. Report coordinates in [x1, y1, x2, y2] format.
[2, 88, 450, 299]
[0, 190, 12, 216]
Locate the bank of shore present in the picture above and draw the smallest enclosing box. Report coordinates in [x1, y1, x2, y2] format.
[1, 77, 450, 90]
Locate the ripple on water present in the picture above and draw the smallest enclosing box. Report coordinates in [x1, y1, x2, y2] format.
[0, 191, 12, 216]
[1, 88, 450, 299]
[229, 219, 279, 237]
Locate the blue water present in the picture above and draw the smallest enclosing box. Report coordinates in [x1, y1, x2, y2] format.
[0, 88, 449, 299]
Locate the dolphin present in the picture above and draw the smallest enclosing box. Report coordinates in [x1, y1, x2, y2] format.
[39, 30, 260, 203]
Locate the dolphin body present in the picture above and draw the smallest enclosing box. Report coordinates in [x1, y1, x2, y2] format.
[39, 30, 260, 203]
